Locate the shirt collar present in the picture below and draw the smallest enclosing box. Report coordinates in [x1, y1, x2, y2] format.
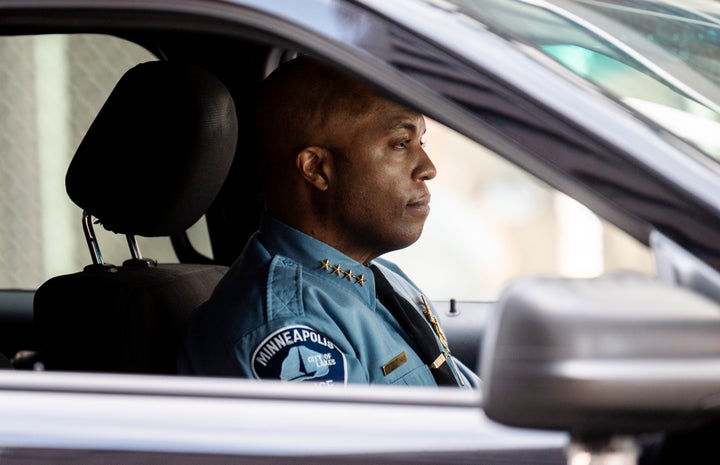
[259, 215, 376, 306]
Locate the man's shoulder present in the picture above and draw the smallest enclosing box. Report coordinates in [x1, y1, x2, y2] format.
[193, 236, 349, 331]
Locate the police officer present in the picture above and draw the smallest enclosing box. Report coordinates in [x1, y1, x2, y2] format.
[178, 57, 478, 387]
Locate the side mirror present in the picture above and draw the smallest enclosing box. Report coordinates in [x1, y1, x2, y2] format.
[481, 274, 720, 462]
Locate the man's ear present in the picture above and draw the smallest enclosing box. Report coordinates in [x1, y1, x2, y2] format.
[296, 146, 331, 191]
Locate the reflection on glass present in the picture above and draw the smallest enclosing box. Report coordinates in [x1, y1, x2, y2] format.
[453, 0, 720, 161]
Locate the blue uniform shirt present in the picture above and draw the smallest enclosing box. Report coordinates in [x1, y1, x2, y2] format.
[178, 216, 478, 387]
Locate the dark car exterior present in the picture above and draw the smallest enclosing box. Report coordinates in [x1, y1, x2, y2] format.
[2, 0, 720, 463]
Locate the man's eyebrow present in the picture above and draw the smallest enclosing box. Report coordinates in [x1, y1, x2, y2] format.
[388, 118, 426, 134]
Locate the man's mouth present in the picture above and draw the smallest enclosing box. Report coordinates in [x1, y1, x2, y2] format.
[407, 194, 431, 215]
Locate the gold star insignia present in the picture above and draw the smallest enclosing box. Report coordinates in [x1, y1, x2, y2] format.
[343, 269, 355, 281]
[355, 274, 366, 286]
[320, 259, 332, 271]
[332, 264, 344, 276]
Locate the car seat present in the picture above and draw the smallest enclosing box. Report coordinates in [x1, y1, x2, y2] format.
[32, 61, 238, 374]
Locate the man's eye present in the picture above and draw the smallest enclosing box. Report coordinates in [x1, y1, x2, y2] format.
[393, 138, 425, 149]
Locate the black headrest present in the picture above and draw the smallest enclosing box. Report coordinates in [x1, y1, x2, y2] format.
[66, 61, 238, 236]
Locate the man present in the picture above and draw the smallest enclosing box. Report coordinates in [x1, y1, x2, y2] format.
[179, 57, 478, 387]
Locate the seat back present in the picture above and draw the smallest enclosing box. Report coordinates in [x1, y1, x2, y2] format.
[33, 61, 238, 373]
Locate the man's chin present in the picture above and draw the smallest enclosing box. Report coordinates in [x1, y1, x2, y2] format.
[384, 229, 425, 254]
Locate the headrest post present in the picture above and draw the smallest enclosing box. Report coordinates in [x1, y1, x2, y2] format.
[126, 234, 142, 260]
[82, 211, 104, 265]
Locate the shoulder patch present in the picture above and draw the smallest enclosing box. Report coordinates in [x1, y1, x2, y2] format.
[252, 325, 347, 385]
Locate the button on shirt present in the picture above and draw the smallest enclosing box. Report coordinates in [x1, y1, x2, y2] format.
[178, 216, 478, 387]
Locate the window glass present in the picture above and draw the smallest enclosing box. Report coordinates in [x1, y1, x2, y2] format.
[385, 119, 655, 301]
[0, 34, 211, 290]
[454, 0, 720, 162]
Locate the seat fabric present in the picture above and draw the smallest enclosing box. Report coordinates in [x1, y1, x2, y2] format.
[35, 264, 228, 373]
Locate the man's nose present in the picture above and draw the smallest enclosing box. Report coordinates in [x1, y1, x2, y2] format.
[415, 147, 437, 181]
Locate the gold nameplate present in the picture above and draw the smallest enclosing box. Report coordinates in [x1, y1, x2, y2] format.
[382, 352, 408, 376]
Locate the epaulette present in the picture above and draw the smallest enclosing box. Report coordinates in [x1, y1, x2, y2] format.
[265, 254, 304, 320]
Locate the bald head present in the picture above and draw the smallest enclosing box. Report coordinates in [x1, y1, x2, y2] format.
[257, 57, 374, 176]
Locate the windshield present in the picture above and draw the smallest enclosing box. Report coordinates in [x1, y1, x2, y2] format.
[451, 0, 720, 162]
